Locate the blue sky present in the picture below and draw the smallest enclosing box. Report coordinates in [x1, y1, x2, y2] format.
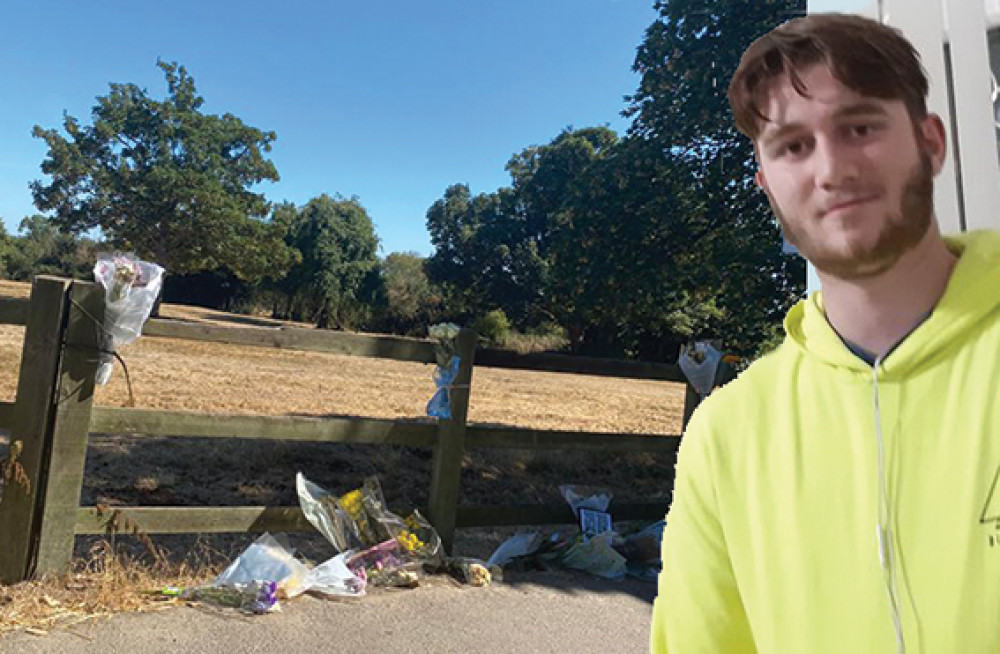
[0, 0, 657, 257]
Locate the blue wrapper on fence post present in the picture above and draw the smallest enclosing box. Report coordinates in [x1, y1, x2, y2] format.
[426, 356, 461, 419]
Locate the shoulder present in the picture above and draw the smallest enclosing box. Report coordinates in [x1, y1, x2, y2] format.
[696, 343, 791, 421]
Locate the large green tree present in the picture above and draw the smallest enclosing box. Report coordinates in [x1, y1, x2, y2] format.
[623, 0, 807, 355]
[546, 139, 725, 359]
[428, 1, 806, 359]
[426, 127, 618, 327]
[31, 60, 293, 281]
[425, 183, 508, 320]
[277, 195, 381, 329]
[375, 251, 441, 335]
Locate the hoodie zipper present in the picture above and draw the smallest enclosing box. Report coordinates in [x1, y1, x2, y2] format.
[872, 356, 906, 654]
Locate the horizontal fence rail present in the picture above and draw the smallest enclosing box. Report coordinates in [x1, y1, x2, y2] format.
[0, 401, 14, 432]
[476, 348, 684, 382]
[74, 501, 672, 535]
[89, 406, 679, 452]
[90, 407, 439, 447]
[0, 296, 687, 382]
[0, 298, 27, 327]
[465, 425, 679, 452]
[75, 506, 315, 535]
[142, 320, 438, 364]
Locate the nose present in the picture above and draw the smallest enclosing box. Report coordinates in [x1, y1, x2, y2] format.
[813, 136, 860, 190]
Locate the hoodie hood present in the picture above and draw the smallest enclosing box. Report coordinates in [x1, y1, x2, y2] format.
[783, 230, 1000, 378]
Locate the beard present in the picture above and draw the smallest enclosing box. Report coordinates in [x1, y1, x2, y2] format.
[771, 150, 935, 281]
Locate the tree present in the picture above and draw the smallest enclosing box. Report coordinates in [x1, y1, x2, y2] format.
[375, 251, 441, 335]
[422, 2, 806, 359]
[621, 0, 807, 356]
[425, 183, 506, 321]
[545, 139, 724, 358]
[0, 223, 12, 278]
[3, 215, 106, 281]
[30, 60, 294, 282]
[426, 127, 618, 328]
[277, 195, 381, 329]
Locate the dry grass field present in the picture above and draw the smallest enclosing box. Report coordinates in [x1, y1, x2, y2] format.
[0, 276, 684, 511]
[0, 277, 683, 635]
[0, 279, 684, 433]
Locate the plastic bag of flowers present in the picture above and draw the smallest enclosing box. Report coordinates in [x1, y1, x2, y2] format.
[170, 580, 280, 615]
[304, 551, 367, 597]
[347, 538, 421, 588]
[213, 533, 312, 599]
[92, 253, 165, 385]
[296, 472, 365, 552]
[358, 477, 442, 566]
[442, 557, 493, 587]
[297, 474, 443, 570]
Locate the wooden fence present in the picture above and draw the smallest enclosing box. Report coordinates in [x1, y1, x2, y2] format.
[0, 276, 692, 583]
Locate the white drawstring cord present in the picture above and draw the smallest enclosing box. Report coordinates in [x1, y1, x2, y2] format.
[872, 357, 906, 654]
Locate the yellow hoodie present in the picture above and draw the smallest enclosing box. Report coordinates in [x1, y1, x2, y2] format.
[651, 230, 1000, 653]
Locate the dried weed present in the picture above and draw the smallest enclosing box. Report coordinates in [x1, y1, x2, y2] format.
[0, 537, 225, 638]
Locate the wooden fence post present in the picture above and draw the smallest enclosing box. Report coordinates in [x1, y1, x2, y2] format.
[32, 280, 104, 576]
[427, 328, 477, 555]
[0, 278, 103, 582]
[0, 277, 73, 583]
[681, 383, 700, 432]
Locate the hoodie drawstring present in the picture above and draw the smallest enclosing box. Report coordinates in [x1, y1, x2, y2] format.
[872, 357, 905, 654]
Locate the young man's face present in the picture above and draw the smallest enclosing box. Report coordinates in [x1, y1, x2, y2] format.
[754, 64, 946, 280]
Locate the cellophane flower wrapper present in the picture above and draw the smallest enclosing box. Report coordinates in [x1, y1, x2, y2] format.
[92, 253, 165, 385]
[182, 580, 279, 614]
[346, 539, 421, 587]
[296, 472, 364, 553]
[443, 557, 492, 586]
[359, 477, 442, 566]
[678, 341, 724, 398]
[297, 474, 443, 583]
[428, 322, 461, 367]
[213, 532, 311, 599]
[304, 551, 367, 597]
[558, 484, 612, 518]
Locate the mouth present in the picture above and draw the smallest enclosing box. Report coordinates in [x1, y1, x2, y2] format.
[822, 194, 881, 216]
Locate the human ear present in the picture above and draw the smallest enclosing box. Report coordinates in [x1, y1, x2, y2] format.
[755, 168, 770, 193]
[918, 114, 947, 174]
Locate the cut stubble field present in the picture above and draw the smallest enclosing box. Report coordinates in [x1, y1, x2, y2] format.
[0, 277, 683, 560]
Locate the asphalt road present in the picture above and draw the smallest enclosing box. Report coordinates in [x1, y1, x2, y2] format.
[1, 571, 656, 654]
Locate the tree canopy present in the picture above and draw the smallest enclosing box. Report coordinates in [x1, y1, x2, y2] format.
[275, 195, 381, 329]
[10, 2, 807, 356]
[425, 0, 805, 359]
[624, 0, 806, 355]
[30, 60, 293, 281]
[1, 215, 105, 281]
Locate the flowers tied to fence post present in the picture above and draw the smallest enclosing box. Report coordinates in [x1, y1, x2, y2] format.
[426, 323, 462, 419]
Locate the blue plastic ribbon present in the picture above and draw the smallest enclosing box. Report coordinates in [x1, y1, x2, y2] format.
[426, 356, 461, 419]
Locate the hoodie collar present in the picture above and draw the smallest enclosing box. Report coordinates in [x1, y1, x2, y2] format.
[783, 230, 1000, 378]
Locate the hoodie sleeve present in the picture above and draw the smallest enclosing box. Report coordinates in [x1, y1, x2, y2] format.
[650, 411, 756, 654]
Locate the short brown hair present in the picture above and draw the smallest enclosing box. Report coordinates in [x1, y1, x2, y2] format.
[728, 13, 929, 140]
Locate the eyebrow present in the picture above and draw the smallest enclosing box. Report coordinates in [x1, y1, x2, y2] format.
[758, 101, 892, 149]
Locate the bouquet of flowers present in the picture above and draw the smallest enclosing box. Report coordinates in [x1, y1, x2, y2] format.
[296, 474, 443, 587]
[92, 253, 164, 385]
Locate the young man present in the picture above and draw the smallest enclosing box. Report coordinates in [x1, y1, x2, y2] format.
[651, 13, 1000, 654]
